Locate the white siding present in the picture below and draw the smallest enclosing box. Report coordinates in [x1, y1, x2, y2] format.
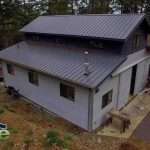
[117, 68, 132, 109]
[2, 62, 89, 130]
[92, 76, 119, 130]
[92, 57, 150, 130]
[134, 59, 150, 94]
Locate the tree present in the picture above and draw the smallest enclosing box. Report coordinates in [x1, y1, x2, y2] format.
[145, 0, 150, 24]
[113, 0, 145, 14]
[47, 0, 71, 15]
[88, 0, 112, 14]
[0, 0, 46, 49]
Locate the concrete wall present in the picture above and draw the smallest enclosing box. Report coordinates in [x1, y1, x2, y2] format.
[2, 62, 90, 130]
[92, 76, 119, 130]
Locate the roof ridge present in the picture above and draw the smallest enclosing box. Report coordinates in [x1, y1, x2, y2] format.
[41, 13, 145, 17]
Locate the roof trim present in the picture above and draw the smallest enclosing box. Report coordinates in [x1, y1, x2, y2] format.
[21, 14, 145, 41]
[1, 55, 126, 89]
[112, 55, 150, 76]
[22, 31, 125, 42]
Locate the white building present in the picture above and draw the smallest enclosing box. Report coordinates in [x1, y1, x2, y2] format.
[0, 14, 150, 131]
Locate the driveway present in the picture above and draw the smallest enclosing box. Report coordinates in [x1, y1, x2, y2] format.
[133, 113, 150, 143]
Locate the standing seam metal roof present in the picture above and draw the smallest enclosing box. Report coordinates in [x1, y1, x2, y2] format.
[20, 14, 145, 40]
[0, 41, 126, 88]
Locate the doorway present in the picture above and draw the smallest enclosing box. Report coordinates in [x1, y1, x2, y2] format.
[148, 64, 150, 78]
[130, 65, 137, 95]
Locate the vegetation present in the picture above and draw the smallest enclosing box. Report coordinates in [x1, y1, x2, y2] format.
[44, 130, 68, 148]
[0, 107, 5, 115]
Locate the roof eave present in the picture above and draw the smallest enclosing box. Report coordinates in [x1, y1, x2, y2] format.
[0, 58, 94, 89]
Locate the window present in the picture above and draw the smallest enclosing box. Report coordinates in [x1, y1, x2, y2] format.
[7, 64, 15, 75]
[102, 90, 113, 109]
[31, 35, 40, 41]
[133, 34, 141, 49]
[28, 70, 39, 86]
[60, 83, 75, 101]
[89, 41, 103, 49]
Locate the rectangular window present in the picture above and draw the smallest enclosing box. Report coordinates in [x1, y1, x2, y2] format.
[7, 64, 15, 75]
[60, 83, 75, 101]
[102, 90, 113, 109]
[28, 70, 39, 86]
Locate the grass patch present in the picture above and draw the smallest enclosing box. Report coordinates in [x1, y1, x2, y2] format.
[9, 127, 19, 134]
[23, 129, 34, 149]
[64, 133, 74, 141]
[0, 107, 5, 115]
[44, 130, 68, 149]
[1, 140, 14, 150]
[3, 105, 16, 113]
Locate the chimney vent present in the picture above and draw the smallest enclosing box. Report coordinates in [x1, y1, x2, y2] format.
[84, 51, 90, 76]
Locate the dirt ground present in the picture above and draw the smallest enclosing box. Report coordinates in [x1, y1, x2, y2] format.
[0, 87, 150, 150]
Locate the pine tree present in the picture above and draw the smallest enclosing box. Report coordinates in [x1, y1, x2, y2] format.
[88, 0, 112, 14]
[113, 0, 145, 14]
[0, 0, 46, 49]
[145, 0, 150, 24]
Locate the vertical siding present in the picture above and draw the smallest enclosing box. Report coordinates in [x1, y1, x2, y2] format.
[92, 76, 119, 130]
[122, 27, 146, 55]
[2, 62, 90, 130]
[134, 58, 150, 94]
[117, 68, 132, 109]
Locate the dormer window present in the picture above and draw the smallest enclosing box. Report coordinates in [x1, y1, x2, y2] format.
[31, 35, 40, 41]
[90, 41, 104, 49]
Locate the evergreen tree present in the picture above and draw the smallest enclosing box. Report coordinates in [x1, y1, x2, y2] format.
[145, 0, 150, 24]
[0, 0, 46, 49]
[88, 0, 112, 14]
[113, 0, 145, 14]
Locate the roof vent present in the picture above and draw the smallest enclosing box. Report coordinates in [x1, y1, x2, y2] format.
[84, 51, 90, 76]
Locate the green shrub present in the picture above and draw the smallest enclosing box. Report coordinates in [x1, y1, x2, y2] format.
[9, 127, 18, 134]
[64, 133, 74, 141]
[45, 130, 67, 148]
[0, 107, 5, 114]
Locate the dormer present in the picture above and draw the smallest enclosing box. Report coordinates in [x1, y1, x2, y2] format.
[20, 14, 150, 55]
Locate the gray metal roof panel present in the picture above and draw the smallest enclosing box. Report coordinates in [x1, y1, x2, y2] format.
[0, 41, 126, 88]
[21, 14, 145, 40]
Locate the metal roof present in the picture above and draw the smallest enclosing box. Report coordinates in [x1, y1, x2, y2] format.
[21, 14, 145, 40]
[0, 41, 126, 88]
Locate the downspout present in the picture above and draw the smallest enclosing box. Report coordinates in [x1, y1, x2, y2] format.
[116, 73, 121, 110]
[88, 88, 94, 132]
